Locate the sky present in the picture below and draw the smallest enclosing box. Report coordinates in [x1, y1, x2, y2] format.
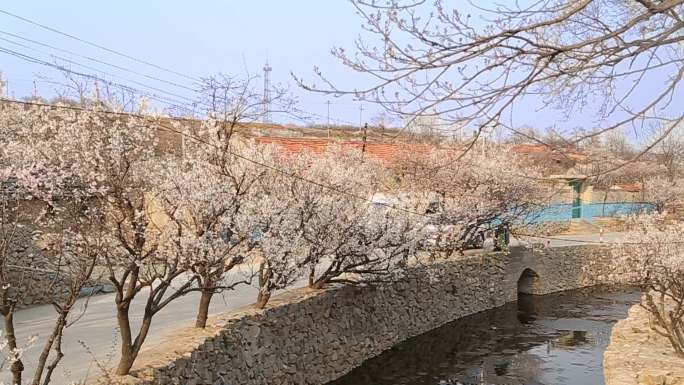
[0, 1, 679, 141]
[0, 1, 375, 126]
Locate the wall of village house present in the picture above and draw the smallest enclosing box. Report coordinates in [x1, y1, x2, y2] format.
[548, 184, 642, 205]
[591, 189, 643, 204]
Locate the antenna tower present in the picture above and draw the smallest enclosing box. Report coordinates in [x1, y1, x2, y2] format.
[263, 61, 272, 123]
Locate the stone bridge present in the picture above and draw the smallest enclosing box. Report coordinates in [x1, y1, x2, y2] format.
[126, 244, 624, 385]
[505, 244, 618, 297]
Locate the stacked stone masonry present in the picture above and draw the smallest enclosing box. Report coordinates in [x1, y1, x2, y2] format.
[126, 245, 627, 385]
[6, 226, 70, 308]
[6, 226, 105, 308]
[604, 303, 684, 385]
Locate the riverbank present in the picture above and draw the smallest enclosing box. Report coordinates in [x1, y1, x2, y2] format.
[121, 253, 511, 385]
[604, 303, 684, 385]
[108, 243, 627, 385]
[330, 287, 640, 385]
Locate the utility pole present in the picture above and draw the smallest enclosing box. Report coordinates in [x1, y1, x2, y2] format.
[361, 123, 368, 155]
[0, 71, 7, 98]
[263, 61, 272, 123]
[326, 100, 332, 137]
[326, 100, 331, 126]
[359, 104, 365, 128]
[94, 80, 101, 101]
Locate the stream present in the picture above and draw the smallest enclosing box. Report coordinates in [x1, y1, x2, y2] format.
[329, 286, 641, 385]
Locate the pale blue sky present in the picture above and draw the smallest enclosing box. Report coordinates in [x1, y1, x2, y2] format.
[0, 1, 372, 125]
[0, 1, 676, 140]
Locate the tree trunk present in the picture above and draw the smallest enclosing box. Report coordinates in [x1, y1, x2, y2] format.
[119, 312, 153, 376]
[308, 266, 315, 288]
[115, 305, 135, 376]
[4, 311, 24, 385]
[39, 325, 65, 385]
[310, 280, 326, 290]
[195, 289, 213, 328]
[115, 314, 153, 376]
[256, 291, 270, 309]
[31, 312, 67, 385]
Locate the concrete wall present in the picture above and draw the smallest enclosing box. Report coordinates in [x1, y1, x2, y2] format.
[124, 245, 626, 385]
[592, 189, 642, 203]
[550, 186, 642, 205]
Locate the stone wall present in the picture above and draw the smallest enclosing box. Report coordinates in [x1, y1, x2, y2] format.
[506, 244, 623, 295]
[604, 303, 684, 385]
[4, 224, 65, 309]
[8, 266, 67, 308]
[8, 265, 111, 309]
[5, 225, 108, 309]
[122, 244, 627, 385]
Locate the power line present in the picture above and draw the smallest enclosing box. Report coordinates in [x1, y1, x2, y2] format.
[0, 29, 197, 93]
[1, 97, 186, 122]
[0, 39, 355, 130]
[291, 106, 357, 127]
[0, 35, 327, 125]
[0, 38, 198, 107]
[0, 14, 358, 127]
[0, 8, 397, 129]
[0, 8, 201, 84]
[0, 35, 285, 120]
[0, 45, 196, 114]
[0, 97, 424, 216]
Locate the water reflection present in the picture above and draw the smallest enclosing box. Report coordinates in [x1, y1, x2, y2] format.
[328, 286, 640, 385]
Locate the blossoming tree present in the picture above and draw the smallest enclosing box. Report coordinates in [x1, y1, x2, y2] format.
[252, 148, 424, 308]
[393, 145, 544, 253]
[614, 214, 684, 357]
[1, 103, 103, 385]
[7, 101, 198, 376]
[643, 176, 684, 213]
[155, 124, 273, 328]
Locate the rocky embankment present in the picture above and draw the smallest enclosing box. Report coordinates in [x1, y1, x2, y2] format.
[604, 304, 684, 385]
[103, 244, 631, 385]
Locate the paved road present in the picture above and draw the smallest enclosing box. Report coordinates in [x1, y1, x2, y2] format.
[5, 266, 268, 385]
[511, 231, 624, 247]
[4, 232, 625, 385]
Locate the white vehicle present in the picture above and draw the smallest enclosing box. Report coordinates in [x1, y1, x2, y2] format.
[422, 200, 488, 250]
[422, 223, 486, 251]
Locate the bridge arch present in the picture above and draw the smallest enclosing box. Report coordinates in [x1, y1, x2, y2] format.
[517, 268, 541, 295]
